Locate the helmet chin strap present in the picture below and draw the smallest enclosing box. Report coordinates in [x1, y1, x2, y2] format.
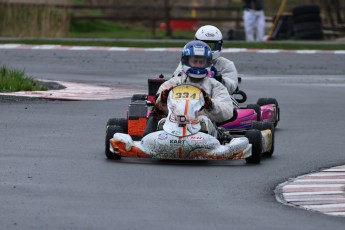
[184, 72, 201, 83]
[184, 74, 189, 83]
[190, 77, 202, 82]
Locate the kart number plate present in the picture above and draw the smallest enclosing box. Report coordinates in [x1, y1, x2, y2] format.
[172, 85, 200, 100]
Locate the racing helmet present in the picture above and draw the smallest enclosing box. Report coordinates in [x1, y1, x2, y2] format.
[195, 25, 223, 59]
[181, 40, 212, 79]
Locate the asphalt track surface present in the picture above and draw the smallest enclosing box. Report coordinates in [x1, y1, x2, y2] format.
[1, 47, 345, 229]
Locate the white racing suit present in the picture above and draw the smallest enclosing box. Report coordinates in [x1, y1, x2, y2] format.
[173, 57, 238, 95]
[155, 72, 234, 137]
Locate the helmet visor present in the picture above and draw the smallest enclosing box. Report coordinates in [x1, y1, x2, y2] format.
[203, 41, 222, 52]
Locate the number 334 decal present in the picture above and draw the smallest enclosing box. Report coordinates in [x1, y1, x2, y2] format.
[172, 85, 201, 100]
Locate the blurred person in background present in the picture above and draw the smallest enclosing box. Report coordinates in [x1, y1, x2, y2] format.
[243, 0, 266, 41]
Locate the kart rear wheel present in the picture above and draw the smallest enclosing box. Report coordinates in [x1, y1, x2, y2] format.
[245, 130, 262, 164]
[256, 97, 279, 107]
[131, 94, 147, 102]
[252, 121, 275, 157]
[246, 104, 261, 121]
[105, 125, 123, 160]
[256, 98, 280, 127]
[106, 118, 128, 134]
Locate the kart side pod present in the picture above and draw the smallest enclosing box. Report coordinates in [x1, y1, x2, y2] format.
[127, 75, 167, 139]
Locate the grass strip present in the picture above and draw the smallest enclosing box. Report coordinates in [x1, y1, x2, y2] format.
[0, 65, 47, 92]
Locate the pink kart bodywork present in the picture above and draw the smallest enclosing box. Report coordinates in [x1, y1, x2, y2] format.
[221, 104, 278, 130]
[221, 108, 257, 130]
[261, 104, 277, 122]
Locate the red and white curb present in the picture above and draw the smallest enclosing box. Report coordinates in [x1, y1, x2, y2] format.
[0, 44, 344, 54]
[0, 80, 146, 100]
[276, 165, 345, 217]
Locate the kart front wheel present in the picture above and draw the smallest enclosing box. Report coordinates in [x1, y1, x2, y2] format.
[245, 130, 262, 164]
[105, 125, 123, 160]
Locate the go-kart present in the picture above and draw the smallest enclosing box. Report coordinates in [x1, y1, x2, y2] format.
[134, 74, 279, 129]
[105, 84, 274, 163]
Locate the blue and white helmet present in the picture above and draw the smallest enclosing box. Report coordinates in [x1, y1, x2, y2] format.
[181, 41, 213, 79]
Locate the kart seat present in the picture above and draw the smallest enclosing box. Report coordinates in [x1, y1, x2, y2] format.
[157, 118, 166, 130]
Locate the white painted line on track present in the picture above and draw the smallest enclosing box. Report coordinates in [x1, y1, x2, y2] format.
[257, 49, 281, 53]
[305, 172, 345, 176]
[108, 47, 129, 51]
[69, 46, 93, 50]
[222, 48, 248, 53]
[282, 191, 344, 196]
[294, 179, 345, 183]
[146, 48, 169, 51]
[32, 45, 59, 50]
[0, 44, 21, 49]
[284, 184, 345, 188]
[303, 203, 345, 210]
[0, 44, 344, 54]
[327, 212, 345, 216]
[285, 197, 345, 202]
[296, 50, 317, 54]
[324, 168, 345, 172]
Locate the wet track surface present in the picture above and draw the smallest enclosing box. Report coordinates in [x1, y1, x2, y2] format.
[1, 47, 345, 229]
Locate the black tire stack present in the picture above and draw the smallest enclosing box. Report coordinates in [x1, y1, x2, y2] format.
[271, 13, 294, 40]
[292, 4, 324, 40]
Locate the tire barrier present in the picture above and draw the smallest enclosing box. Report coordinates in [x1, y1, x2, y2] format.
[292, 4, 324, 40]
[271, 13, 294, 40]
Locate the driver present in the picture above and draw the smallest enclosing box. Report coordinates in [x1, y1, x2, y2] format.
[143, 40, 234, 137]
[173, 25, 239, 95]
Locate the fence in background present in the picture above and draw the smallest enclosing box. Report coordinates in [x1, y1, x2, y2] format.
[65, 4, 245, 37]
[0, 2, 343, 39]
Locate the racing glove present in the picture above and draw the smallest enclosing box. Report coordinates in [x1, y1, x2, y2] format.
[151, 106, 165, 118]
[200, 88, 213, 111]
[160, 87, 172, 104]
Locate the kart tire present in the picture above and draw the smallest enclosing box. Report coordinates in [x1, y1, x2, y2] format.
[106, 118, 128, 134]
[256, 98, 280, 127]
[245, 130, 262, 164]
[292, 5, 320, 17]
[294, 22, 323, 34]
[252, 121, 275, 157]
[131, 94, 147, 102]
[295, 30, 324, 40]
[272, 14, 294, 40]
[246, 104, 261, 121]
[105, 125, 122, 160]
[256, 97, 279, 107]
[293, 14, 322, 24]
